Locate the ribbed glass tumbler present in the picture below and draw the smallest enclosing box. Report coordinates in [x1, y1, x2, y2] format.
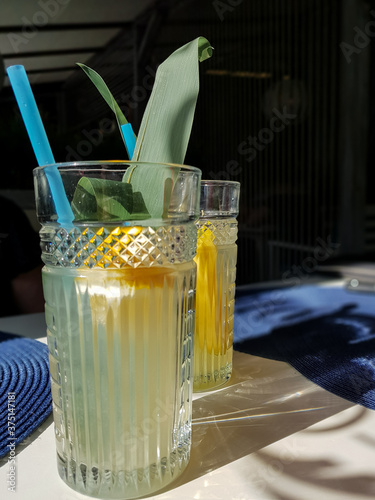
[193, 180, 240, 392]
[33, 161, 201, 499]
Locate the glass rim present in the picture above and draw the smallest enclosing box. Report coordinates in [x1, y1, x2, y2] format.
[201, 179, 240, 187]
[33, 160, 201, 175]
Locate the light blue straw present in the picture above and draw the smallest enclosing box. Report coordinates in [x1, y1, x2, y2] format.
[121, 123, 136, 159]
[6, 65, 74, 224]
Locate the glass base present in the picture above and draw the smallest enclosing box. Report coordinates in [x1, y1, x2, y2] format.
[57, 445, 190, 499]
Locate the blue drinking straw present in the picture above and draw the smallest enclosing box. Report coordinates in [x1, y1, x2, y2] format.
[6, 65, 74, 224]
[121, 123, 136, 159]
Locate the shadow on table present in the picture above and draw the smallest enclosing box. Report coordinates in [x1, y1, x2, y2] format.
[253, 405, 375, 499]
[152, 351, 354, 496]
[256, 448, 375, 500]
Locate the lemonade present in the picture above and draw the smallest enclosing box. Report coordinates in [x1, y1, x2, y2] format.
[193, 218, 238, 391]
[43, 259, 195, 498]
[34, 158, 201, 500]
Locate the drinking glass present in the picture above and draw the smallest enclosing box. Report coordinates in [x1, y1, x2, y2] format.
[33, 161, 201, 499]
[193, 180, 240, 392]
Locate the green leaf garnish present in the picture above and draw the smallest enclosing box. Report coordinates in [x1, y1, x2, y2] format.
[71, 177, 150, 222]
[131, 37, 212, 164]
[75, 37, 213, 220]
[76, 63, 135, 157]
[76, 63, 127, 125]
[131, 191, 151, 220]
[123, 37, 213, 218]
[122, 163, 179, 219]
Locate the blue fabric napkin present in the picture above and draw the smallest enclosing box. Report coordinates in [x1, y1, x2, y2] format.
[0, 333, 52, 458]
[233, 284, 375, 409]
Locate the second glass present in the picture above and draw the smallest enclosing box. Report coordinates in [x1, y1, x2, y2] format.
[193, 180, 240, 392]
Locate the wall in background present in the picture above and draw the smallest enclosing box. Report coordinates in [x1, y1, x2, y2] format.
[2, 0, 373, 285]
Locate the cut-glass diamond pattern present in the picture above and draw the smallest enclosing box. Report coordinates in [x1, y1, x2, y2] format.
[196, 218, 238, 246]
[40, 224, 197, 269]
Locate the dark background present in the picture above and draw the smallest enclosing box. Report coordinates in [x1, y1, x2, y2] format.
[1, 0, 374, 285]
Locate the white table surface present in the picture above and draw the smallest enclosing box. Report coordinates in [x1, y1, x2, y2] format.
[0, 312, 374, 500]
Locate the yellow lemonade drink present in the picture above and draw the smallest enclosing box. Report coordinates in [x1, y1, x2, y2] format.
[42, 225, 196, 499]
[34, 161, 201, 499]
[193, 219, 238, 391]
[193, 180, 240, 392]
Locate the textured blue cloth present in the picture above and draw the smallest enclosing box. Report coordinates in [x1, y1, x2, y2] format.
[233, 284, 375, 410]
[0, 334, 52, 458]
